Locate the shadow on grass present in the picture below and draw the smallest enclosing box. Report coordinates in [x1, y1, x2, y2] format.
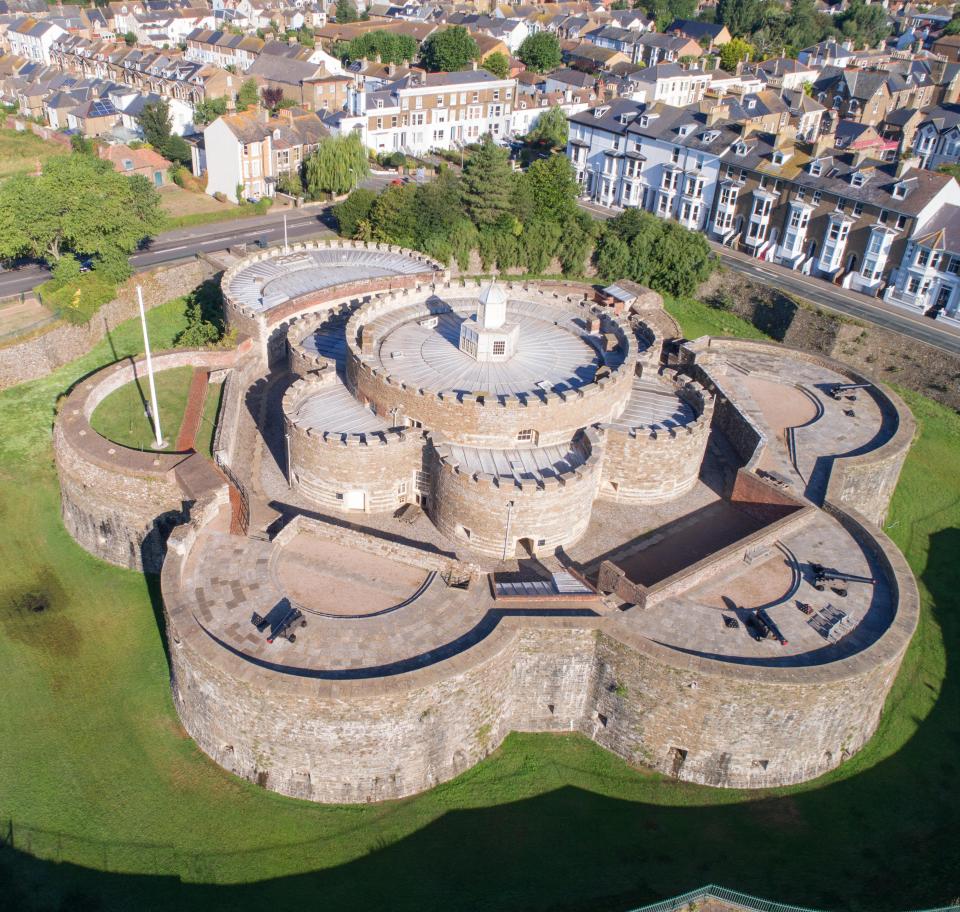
[1, 530, 956, 912]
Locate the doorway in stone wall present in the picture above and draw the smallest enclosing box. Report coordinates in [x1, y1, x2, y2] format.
[516, 537, 536, 558]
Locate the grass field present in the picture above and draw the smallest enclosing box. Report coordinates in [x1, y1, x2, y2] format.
[0, 296, 956, 912]
[663, 293, 772, 341]
[89, 366, 194, 451]
[0, 128, 62, 183]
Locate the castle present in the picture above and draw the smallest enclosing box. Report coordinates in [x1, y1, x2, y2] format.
[53, 241, 919, 802]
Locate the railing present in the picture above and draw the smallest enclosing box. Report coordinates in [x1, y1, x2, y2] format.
[625, 885, 959, 912]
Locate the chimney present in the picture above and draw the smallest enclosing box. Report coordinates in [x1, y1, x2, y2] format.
[257, 106, 269, 123]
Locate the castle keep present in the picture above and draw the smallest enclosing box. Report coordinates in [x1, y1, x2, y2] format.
[53, 241, 919, 802]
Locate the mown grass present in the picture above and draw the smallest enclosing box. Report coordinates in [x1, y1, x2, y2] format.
[0, 298, 956, 912]
[663, 293, 773, 341]
[162, 198, 273, 231]
[89, 366, 193, 451]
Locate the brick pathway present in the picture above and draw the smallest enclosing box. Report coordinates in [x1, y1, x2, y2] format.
[175, 368, 209, 452]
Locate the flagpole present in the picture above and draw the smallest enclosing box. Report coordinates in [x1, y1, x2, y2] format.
[137, 285, 164, 449]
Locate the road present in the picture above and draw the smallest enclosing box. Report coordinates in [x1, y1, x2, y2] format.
[578, 199, 960, 357]
[0, 172, 400, 300]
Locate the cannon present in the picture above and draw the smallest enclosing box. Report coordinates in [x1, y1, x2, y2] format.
[809, 563, 877, 597]
[829, 382, 871, 401]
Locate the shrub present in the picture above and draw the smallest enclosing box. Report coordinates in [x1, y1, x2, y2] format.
[38, 272, 116, 324]
[332, 188, 377, 238]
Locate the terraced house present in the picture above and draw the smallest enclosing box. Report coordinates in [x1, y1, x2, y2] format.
[567, 96, 960, 306]
[333, 68, 517, 154]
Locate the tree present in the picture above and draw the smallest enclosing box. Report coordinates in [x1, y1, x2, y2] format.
[136, 99, 190, 166]
[193, 96, 228, 125]
[837, 0, 889, 48]
[262, 85, 285, 112]
[717, 0, 763, 37]
[482, 51, 510, 79]
[303, 132, 369, 197]
[517, 32, 561, 73]
[783, 0, 829, 52]
[368, 184, 418, 246]
[522, 155, 578, 224]
[337, 31, 418, 65]
[945, 14, 960, 36]
[718, 37, 756, 71]
[526, 105, 568, 149]
[138, 99, 174, 151]
[459, 134, 513, 227]
[420, 26, 479, 72]
[335, 0, 359, 23]
[0, 154, 163, 266]
[332, 187, 377, 237]
[70, 134, 95, 154]
[235, 78, 260, 112]
[123, 31, 136, 45]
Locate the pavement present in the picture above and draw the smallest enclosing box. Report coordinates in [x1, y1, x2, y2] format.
[577, 198, 960, 357]
[0, 172, 399, 299]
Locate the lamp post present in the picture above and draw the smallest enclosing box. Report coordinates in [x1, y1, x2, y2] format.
[137, 285, 164, 450]
[284, 430, 292, 489]
[283, 211, 289, 253]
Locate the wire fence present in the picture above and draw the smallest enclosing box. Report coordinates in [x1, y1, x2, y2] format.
[625, 885, 960, 912]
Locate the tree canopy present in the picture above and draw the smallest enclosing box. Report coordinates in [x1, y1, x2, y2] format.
[517, 32, 562, 73]
[235, 78, 260, 112]
[593, 208, 716, 297]
[335, 30, 418, 65]
[335, 0, 359, 23]
[482, 51, 510, 79]
[526, 106, 568, 149]
[303, 132, 370, 197]
[717, 0, 764, 37]
[420, 26, 479, 72]
[137, 99, 190, 165]
[837, 0, 889, 48]
[0, 154, 164, 267]
[193, 95, 227, 125]
[718, 37, 756, 71]
[460, 134, 513, 227]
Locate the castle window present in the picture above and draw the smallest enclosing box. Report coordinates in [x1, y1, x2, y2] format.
[516, 428, 537, 443]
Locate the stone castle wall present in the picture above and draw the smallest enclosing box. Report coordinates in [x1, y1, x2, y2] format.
[219, 240, 445, 363]
[598, 380, 714, 503]
[282, 372, 425, 514]
[54, 349, 235, 571]
[0, 259, 208, 391]
[162, 484, 918, 800]
[684, 338, 915, 525]
[429, 428, 603, 557]
[345, 284, 637, 449]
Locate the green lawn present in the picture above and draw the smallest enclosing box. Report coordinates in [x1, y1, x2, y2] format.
[663, 293, 773, 341]
[90, 366, 194, 451]
[0, 298, 957, 912]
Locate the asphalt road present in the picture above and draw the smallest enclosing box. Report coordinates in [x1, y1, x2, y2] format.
[577, 198, 960, 357]
[0, 172, 401, 299]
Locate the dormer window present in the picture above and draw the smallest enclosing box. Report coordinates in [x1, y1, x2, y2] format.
[702, 130, 720, 142]
[734, 142, 748, 156]
[772, 150, 790, 165]
[746, 98, 756, 110]
[639, 114, 649, 126]
[677, 123, 692, 136]
[809, 160, 823, 177]
[851, 171, 868, 188]
[893, 182, 909, 199]
[593, 105, 609, 118]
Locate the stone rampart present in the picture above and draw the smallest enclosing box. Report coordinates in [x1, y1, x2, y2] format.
[345, 283, 636, 448]
[598, 380, 714, 503]
[54, 348, 235, 571]
[429, 427, 603, 558]
[685, 338, 915, 524]
[282, 372, 425, 513]
[0, 259, 208, 391]
[285, 304, 355, 377]
[220, 240, 445, 363]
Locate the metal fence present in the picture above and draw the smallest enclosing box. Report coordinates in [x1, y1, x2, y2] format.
[626, 885, 960, 912]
